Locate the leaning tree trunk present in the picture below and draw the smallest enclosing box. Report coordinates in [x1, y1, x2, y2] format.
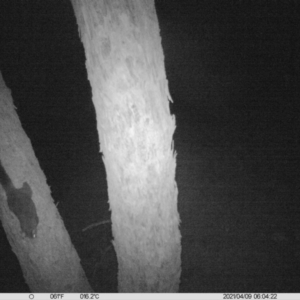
[71, 0, 181, 292]
[0, 71, 92, 292]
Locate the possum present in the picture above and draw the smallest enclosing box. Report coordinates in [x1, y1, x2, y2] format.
[0, 161, 39, 239]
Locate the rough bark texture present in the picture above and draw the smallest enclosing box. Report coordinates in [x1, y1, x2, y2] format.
[0, 72, 92, 292]
[71, 0, 181, 292]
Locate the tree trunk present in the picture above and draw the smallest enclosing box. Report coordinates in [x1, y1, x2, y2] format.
[0, 71, 92, 292]
[71, 0, 181, 292]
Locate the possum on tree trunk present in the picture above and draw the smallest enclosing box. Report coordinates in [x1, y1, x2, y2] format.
[0, 161, 39, 239]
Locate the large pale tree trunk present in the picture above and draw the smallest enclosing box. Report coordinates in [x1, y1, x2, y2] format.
[71, 0, 181, 292]
[0, 72, 92, 292]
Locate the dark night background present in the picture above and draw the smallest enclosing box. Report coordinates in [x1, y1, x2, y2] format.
[0, 0, 300, 293]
